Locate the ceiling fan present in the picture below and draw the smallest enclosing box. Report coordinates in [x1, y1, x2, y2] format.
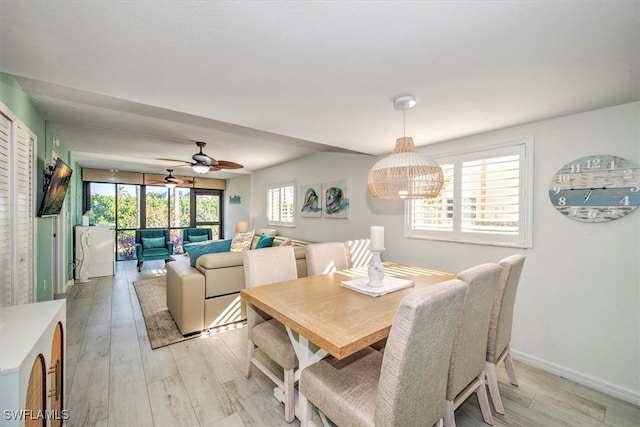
[146, 169, 194, 188]
[157, 141, 244, 174]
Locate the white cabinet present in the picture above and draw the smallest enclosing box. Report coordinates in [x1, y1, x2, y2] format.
[74, 226, 115, 281]
[0, 300, 66, 426]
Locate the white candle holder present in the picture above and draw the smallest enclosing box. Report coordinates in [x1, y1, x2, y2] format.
[367, 247, 385, 287]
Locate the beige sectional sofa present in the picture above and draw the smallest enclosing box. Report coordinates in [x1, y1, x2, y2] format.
[166, 229, 310, 335]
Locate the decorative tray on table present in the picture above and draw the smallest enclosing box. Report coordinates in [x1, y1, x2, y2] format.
[340, 277, 414, 297]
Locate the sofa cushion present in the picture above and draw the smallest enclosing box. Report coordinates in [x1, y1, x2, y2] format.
[251, 228, 278, 249]
[231, 229, 255, 252]
[255, 233, 275, 249]
[184, 239, 232, 267]
[143, 248, 171, 257]
[187, 234, 208, 243]
[142, 236, 166, 249]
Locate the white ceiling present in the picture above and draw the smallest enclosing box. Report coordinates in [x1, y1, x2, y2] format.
[1, 1, 638, 179]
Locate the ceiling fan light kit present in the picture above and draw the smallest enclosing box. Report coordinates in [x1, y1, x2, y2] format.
[368, 96, 444, 199]
[192, 163, 211, 174]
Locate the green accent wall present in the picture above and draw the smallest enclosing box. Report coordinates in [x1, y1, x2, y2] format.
[0, 73, 79, 301]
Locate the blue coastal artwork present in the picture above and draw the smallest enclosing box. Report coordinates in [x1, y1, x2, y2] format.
[301, 184, 322, 217]
[323, 180, 349, 218]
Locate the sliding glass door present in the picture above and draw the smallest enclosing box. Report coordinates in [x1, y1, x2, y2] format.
[194, 190, 222, 240]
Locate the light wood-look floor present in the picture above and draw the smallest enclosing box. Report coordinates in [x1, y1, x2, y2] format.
[62, 259, 640, 427]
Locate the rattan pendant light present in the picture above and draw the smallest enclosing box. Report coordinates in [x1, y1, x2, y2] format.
[368, 96, 444, 199]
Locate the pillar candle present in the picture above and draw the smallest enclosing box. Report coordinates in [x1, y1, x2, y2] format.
[370, 226, 384, 250]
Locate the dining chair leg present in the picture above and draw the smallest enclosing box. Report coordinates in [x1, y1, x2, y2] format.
[244, 341, 255, 378]
[476, 373, 495, 425]
[503, 346, 519, 386]
[284, 368, 295, 423]
[486, 361, 505, 415]
[444, 399, 456, 427]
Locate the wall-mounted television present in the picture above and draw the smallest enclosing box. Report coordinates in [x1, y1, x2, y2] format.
[38, 158, 73, 217]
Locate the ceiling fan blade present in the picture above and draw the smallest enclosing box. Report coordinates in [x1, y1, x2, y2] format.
[156, 158, 192, 165]
[216, 160, 244, 169]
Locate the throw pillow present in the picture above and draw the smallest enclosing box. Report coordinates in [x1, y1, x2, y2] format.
[280, 239, 295, 247]
[231, 229, 255, 252]
[142, 236, 166, 249]
[184, 239, 232, 267]
[255, 233, 275, 249]
[187, 234, 208, 243]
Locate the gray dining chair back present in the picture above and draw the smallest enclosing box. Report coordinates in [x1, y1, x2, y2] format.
[242, 246, 299, 422]
[305, 242, 351, 276]
[445, 263, 502, 427]
[300, 279, 467, 427]
[486, 254, 526, 414]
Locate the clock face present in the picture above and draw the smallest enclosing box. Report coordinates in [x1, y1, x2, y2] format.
[549, 155, 640, 223]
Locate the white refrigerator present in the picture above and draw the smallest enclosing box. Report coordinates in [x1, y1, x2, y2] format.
[75, 226, 116, 281]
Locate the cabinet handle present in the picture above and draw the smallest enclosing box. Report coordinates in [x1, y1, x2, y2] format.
[48, 360, 60, 400]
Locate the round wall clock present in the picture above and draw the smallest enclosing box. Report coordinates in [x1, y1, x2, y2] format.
[549, 154, 640, 223]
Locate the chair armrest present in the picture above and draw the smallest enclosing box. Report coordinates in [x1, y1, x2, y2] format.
[167, 241, 174, 254]
[135, 243, 143, 259]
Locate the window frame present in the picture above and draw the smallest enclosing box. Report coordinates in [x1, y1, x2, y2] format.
[405, 138, 533, 248]
[267, 182, 296, 227]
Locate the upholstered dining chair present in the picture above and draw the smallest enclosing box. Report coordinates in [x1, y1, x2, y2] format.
[181, 227, 212, 245]
[305, 242, 351, 276]
[445, 263, 502, 427]
[300, 279, 468, 427]
[243, 246, 299, 423]
[134, 229, 174, 272]
[486, 254, 526, 414]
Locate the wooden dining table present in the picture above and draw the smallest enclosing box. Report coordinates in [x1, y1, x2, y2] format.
[240, 262, 456, 422]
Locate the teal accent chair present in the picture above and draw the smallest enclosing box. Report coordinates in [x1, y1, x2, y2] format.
[135, 229, 174, 272]
[182, 228, 213, 244]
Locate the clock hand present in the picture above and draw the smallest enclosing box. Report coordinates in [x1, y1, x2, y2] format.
[584, 188, 593, 203]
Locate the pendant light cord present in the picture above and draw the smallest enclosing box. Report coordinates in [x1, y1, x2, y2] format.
[402, 109, 406, 138]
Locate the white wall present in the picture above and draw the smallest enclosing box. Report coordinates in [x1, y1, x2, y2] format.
[232, 102, 640, 403]
[223, 174, 252, 238]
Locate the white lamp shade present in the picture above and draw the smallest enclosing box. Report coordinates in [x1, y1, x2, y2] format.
[235, 221, 248, 233]
[192, 163, 210, 174]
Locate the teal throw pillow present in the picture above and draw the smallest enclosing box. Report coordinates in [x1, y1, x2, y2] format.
[255, 233, 275, 249]
[187, 234, 208, 243]
[184, 239, 232, 267]
[142, 236, 166, 249]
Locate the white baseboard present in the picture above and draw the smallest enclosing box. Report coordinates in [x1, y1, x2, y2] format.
[511, 349, 640, 406]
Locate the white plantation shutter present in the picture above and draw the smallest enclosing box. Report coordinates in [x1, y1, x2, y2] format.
[407, 140, 531, 248]
[0, 106, 36, 307]
[461, 155, 520, 235]
[0, 113, 12, 306]
[14, 123, 34, 304]
[267, 183, 296, 226]
[410, 164, 454, 231]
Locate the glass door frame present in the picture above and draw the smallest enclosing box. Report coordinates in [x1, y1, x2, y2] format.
[192, 189, 225, 240]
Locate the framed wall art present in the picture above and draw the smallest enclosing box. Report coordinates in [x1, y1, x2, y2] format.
[300, 183, 322, 218]
[322, 180, 349, 219]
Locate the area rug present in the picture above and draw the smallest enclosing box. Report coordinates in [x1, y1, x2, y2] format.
[133, 276, 197, 349]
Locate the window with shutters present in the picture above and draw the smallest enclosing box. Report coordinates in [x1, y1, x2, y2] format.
[267, 182, 296, 227]
[406, 139, 532, 248]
